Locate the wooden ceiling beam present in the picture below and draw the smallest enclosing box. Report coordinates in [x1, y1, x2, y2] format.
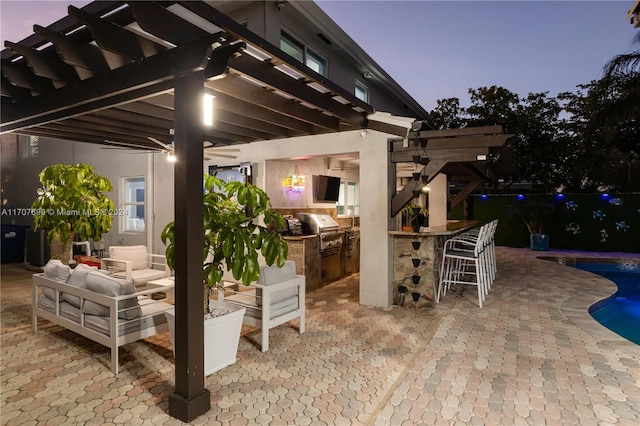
[1, 36, 241, 132]
[145, 93, 274, 141]
[1, 60, 54, 93]
[391, 147, 490, 163]
[40, 122, 157, 146]
[177, 1, 373, 114]
[214, 109, 293, 138]
[229, 54, 366, 126]
[69, 114, 170, 137]
[127, 2, 210, 46]
[98, 107, 173, 130]
[208, 75, 340, 131]
[34, 24, 110, 73]
[209, 90, 315, 134]
[450, 178, 483, 210]
[68, 5, 159, 61]
[4, 41, 80, 83]
[412, 125, 504, 139]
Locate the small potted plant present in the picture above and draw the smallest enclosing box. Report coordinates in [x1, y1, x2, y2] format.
[400, 202, 428, 233]
[161, 173, 289, 374]
[509, 195, 554, 250]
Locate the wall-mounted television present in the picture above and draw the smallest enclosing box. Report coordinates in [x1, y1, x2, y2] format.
[314, 175, 341, 202]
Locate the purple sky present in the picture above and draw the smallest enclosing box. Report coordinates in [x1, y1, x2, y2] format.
[1, 1, 637, 111]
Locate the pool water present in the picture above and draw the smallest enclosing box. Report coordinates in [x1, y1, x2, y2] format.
[575, 263, 640, 345]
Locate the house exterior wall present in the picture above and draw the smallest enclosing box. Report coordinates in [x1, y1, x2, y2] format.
[220, 1, 421, 117]
[0, 134, 154, 252]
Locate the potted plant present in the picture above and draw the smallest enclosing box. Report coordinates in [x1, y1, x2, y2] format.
[161, 173, 289, 375]
[31, 163, 114, 264]
[400, 202, 428, 233]
[509, 195, 554, 250]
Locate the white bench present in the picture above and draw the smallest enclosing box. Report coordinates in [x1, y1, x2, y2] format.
[218, 261, 305, 352]
[32, 264, 174, 374]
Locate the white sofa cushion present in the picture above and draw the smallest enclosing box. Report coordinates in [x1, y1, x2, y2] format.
[109, 245, 148, 270]
[62, 264, 94, 308]
[83, 271, 141, 320]
[42, 260, 72, 299]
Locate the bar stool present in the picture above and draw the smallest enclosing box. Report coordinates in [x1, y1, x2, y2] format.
[436, 222, 492, 308]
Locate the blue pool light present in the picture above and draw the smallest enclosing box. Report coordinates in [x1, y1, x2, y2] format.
[601, 193, 610, 200]
[480, 194, 488, 200]
[516, 194, 525, 200]
[556, 193, 565, 199]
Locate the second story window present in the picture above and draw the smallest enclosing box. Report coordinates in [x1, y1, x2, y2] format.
[355, 80, 369, 103]
[280, 30, 327, 76]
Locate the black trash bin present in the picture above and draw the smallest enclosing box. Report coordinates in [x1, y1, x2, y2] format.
[1, 225, 29, 263]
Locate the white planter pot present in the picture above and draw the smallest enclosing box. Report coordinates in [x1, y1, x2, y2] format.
[165, 300, 246, 376]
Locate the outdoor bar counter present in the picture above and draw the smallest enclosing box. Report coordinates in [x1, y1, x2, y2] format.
[389, 220, 479, 308]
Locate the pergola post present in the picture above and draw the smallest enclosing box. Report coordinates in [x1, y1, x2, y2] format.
[168, 70, 210, 422]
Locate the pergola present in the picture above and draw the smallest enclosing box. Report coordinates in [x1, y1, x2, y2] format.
[1, 1, 379, 421]
[1, 1, 509, 421]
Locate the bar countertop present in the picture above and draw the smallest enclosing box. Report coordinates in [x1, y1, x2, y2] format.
[388, 220, 479, 237]
[282, 234, 318, 241]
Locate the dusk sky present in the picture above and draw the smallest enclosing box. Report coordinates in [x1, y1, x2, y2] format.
[1, 1, 637, 111]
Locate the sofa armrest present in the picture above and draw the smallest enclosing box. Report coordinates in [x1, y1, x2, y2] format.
[100, 258, 133, 280]
[147, 253, 169, 272]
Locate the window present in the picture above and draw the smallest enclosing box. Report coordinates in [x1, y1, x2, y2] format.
[280, 30, 327, 76]
[337, 180, 359, 216]
[122, 177, 145, 232]
[355, 80, 369, 103]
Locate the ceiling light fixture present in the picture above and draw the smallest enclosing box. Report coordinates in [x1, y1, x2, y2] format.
[203, 93, 215, 126]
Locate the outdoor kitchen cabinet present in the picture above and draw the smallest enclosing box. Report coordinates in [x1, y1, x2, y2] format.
[283, 235, 321, 292]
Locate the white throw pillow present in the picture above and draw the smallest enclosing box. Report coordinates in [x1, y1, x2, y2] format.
[63, 263, 93, 308]
[43, 259, 71, 282]
[109, 245, 148, 270]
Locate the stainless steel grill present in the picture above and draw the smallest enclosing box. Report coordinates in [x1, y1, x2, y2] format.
[296, 213, 343, 252]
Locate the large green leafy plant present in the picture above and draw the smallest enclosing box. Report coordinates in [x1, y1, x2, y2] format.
[32, 163, 114, 263]
[161, 174, 288, 314]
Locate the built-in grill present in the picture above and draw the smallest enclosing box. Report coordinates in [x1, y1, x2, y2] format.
[296, 213, 344, 284]
[295, 213, 343, 252]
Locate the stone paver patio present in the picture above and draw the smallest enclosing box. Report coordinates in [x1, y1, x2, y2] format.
[1, 247, 639, 425]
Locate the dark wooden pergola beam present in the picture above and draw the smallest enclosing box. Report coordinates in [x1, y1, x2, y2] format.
[97, 107, 174, 130]
[39, 122, 159, 147]
[68, 5, 159, 61]
[1, 59, 55, 92]
[450, 178, 483, 210]
[1, 36, 241, 132]
[4, 41, 80, 83]
[390, 160, 447, 217]
[178, 1, 373, 116]
[34, 24, 110, 73]
[214, 109, 294, 138]
[147, 93, 275, 141]
[210, 90, 315, 135]
[410, 125, 504, 139]
[127, 1, 210, 46]
[229, 54, 365, 126]
[69, 114, 170, 138]
[209, 75, 340, 131]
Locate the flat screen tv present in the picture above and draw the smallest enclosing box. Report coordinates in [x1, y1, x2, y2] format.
[314, 175, 341, 202]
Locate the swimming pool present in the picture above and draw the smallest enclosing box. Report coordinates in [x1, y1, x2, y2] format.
[574, 262, 640, 345]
